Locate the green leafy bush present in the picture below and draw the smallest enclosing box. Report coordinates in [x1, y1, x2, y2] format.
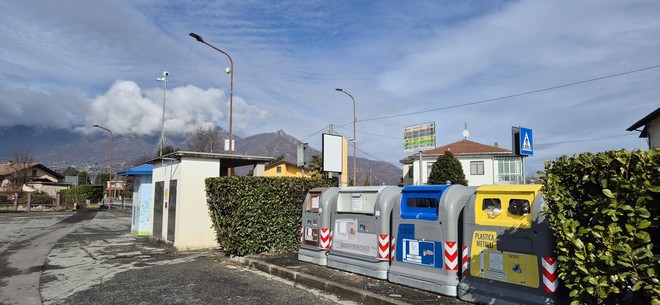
[541, 148, 659, 305]
[205, 176, 336, 256]
[60, 185, 105, 208]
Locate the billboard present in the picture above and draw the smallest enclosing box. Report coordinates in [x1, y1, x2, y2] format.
[404, 122, 436, 153]
[322, 133, 343, 173]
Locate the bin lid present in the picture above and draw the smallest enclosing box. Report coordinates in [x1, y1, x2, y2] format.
[402, 185, 451, 194]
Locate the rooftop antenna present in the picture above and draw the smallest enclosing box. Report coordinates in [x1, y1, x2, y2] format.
[462, 122, 470, 139]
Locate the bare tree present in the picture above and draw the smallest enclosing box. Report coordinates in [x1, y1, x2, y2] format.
[10, 147, 34, 191]
[186, 125, 224, 153]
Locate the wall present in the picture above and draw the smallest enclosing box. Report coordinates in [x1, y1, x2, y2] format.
[649, 119, 660, 149]
[174, 157, 220, 250]
[264, 163, 307, 178]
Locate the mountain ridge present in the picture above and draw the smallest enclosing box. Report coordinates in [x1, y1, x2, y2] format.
[0, 126, 402, 185]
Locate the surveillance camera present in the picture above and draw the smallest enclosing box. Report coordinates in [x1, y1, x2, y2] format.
[163, 71, 169, 76]
[224, 67, 231, 74]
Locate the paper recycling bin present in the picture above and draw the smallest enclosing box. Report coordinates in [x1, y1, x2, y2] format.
[298, 187, 340, 265]
[458, 185, 566, 305]
[388, 185, 475, 296]
[326, 186, 401, 279]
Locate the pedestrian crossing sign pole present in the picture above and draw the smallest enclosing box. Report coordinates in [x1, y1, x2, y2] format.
[512, 126, 534, 184]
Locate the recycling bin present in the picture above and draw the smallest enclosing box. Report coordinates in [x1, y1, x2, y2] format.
[298, 187, 340, 265]
[388, 185, 475, 296]
[458, 185, 566, 305]
[326, 186, 401, 280]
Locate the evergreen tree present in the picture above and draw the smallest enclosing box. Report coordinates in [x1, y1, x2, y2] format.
[427, 151, 468, 185]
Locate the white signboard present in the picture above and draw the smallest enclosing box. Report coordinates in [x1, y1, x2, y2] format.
[322, 133, 343, 173]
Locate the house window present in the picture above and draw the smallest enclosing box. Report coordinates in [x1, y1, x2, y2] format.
[32, 169, 37, 177]
[498, 158, 523, 183]
[276, 166, 282, 173]
[470, 161, 484, 175]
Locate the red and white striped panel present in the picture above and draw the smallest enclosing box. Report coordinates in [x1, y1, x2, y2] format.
[299, 226, 304, 244]
[378, 234, 390, 259]
[444, 241, 458, 271]
[542, 256, 558, 293]
[320, 228, 332, 249]
[462, 245, 469, 277]
[390, 236, 396, 261]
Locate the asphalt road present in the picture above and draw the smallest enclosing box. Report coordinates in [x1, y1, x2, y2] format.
[0, 210, 355, 305]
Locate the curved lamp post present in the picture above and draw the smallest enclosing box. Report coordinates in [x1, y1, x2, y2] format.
[93, 124, 113, 208]
[335, 88, 356, 185]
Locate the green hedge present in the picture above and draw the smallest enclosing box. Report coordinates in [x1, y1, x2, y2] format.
[205, 176, 337, 256]
[541, 148, 659, 305]
[60, 185, 105, 207]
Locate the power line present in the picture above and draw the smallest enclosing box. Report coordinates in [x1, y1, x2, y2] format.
[359, 64, 660, 123]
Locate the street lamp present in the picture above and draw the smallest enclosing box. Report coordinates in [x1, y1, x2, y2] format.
[189, 32, 234, 176]
[93, 124, 113, 208]
[156, 71, 169, 157]
[335, 88, 357, 185]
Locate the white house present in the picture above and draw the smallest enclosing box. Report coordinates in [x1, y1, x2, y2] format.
[401, 139, 524, 186]
[627, 107, 660, 149]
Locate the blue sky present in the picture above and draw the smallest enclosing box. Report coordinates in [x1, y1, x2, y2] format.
[1, 0, 659, 172]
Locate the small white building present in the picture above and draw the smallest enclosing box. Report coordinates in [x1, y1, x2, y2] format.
[149, 151, 273, 251]
[401, 139, 524, 186]
[627, 107, 660, 149]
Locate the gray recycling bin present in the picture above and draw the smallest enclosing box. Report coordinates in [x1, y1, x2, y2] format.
[388, 185, 475, 296]
[326, 186, 401, 280]
[298, 187, 340, 265]
[457, 185, 566, 305]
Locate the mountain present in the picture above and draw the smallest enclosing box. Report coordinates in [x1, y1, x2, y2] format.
[0, 126, 402, 185]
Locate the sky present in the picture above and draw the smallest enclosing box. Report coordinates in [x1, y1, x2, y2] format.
[1, 0, 659, 172]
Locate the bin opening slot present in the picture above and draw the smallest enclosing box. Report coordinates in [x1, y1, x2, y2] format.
[401, 197, 439, 221]
[508, 199, 530, 216]
[482, 198, 502, 218]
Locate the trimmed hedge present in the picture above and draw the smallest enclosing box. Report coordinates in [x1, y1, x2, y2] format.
[541, 148, 659, 305]
[60, 185, 105, 207]
[205, 176, 336, 256]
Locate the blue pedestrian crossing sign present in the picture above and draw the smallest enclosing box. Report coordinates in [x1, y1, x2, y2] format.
[519, 127, 534, 156]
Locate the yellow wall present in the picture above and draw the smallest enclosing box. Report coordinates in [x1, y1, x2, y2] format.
[264, 162, 309, 178]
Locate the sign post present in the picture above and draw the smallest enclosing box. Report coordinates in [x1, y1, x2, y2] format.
[404, 122, 436, 185]
[511, 126, 534, 184]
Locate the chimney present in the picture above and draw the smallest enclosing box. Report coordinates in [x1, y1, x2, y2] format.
[494, 142, 499, 147]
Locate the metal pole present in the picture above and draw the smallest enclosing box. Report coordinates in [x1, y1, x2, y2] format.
[418, 151, 423, 185]
[93, 124, 113, 208]
[335, 88, 357, 184]
[157, 72, 169, 157]
[190, 32, 233, 176]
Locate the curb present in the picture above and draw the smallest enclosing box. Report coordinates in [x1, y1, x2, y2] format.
[231, 257, 409, 305]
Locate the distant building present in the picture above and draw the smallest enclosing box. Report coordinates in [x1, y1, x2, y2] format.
[400, 139, 524, 186]
[0, 161, 66, 196]
[264, 160, 309, 178]
[627, 107, 660, 149]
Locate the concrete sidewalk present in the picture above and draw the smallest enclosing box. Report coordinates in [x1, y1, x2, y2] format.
[232, 253, 468, 305]
[32, 209, 468, 305]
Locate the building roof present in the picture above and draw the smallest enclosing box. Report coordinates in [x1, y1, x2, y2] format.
[265, 159, 308, 170]
[0, 162, 64, 179]
[627, 107, 660, 138]
[148, 151, 274, 167]
[400, 139, 516, 164]
[117, 164, 153, 176]
[424, 139, 512, 155]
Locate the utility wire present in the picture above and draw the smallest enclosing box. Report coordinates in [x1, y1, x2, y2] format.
[299, 64, 659, 161]
[359, 64, 660, 123]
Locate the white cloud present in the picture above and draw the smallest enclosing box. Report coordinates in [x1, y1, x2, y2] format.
[76, 80, 267, 136]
